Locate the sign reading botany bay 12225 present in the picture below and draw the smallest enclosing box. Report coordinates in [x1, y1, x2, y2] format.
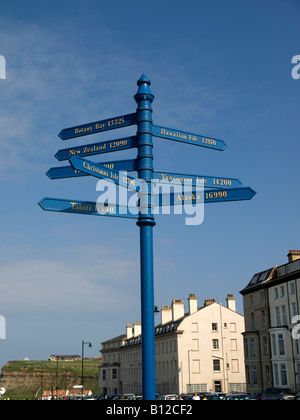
[58, 113, 137, 140]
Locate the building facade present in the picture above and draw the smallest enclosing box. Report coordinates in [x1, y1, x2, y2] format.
[99, 294, 246, 396]
[240, 250, 300, 394]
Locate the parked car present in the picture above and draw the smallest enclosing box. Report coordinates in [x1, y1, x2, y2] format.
[223, 393, 252, 400]
[177, 393, 194, 400]
[159, 394, 178, 400]
[201, 393, 220, 400]
[262, 388, 295, 400]
[121, 393, 136, 400]
[250, 392, 263, 400]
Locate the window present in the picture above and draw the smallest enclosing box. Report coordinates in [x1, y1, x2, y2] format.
[213, 359, 221, 371]
[271, 334, 277, 356]
[274, 288, 279, 299]
[250, 313, 255, 330]
[244, 338, 249, 358]
[280, 286, 285, 298]
[230, 323, 237, 332]
[250, 338, 256, 358]
[273, 363, 288, 387]
[281, 305, 287, 325]
[213, 339, 219, 350]
[112, 369, 117, 380]
[232, 359, 239, 372]
[275, 307, 281, 326]
[102, 369, 107, 381]
[291, 302, 298, 319]
[261, 310, 266, 326]
[246, 366, 250, 384]
[280, 364, 287, 386]
[192, 323, 198, 332]
[274, 364, 279, 386]
[278, 334, 285, 356]
[265, 365, 271, 385]
[252, 366, 258, 385]
[290, 282, 296, 295]
[231, 339, 237, 351]
[263, 336, 268, 354]
[212, 323, 218, 331]
[192, 339, 199, 351]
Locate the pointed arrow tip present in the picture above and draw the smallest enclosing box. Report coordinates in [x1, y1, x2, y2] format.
[46, 169, 52, 179]
[38, 198, 45, 210]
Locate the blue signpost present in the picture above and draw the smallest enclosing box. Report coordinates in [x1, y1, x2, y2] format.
[69, 156, 137, 191]
[40, 74, 256, 400]
[134, 75, 156, 400]
[58, 113, 138, 140]
[38, 197, 138, 219]
[55, 135, 138, 161]
[46, 159, 137, 180]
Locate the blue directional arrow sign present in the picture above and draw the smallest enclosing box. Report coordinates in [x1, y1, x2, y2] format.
[58, 112, 138, 140]
[38, 198, 138, 219]
[154, 187, 256, 207]
[47, 159, 138, 180]
[55, 135, 137, 161]
[152, 125, 227, 151]
[153, 171, 242, 189]
[70, 156, 137, 191]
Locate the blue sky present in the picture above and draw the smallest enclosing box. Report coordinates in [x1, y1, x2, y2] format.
[0, 0, 299, 367]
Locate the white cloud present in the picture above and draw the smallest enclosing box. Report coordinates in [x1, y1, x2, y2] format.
[0, 251, 139, 314]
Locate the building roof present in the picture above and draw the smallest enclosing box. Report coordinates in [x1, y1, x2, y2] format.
[240, 267, 275, 295]
[123, 319, 183, 348]
[102, 334, 126, 345]
[240, 257, 300, 295]
[122, 300, 241, 349]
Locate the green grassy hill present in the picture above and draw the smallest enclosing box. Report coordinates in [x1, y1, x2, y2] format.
[0, 359, 101, 400]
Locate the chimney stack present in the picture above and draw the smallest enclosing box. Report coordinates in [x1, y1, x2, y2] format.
[188, 294, 198, 315]
[287, 250, 300, 263]
[204, 298, 216, 307]
[126, 323, 133, 339]
[226, 294, 236, 312]
[133, 321, 142, 337]
[172, 299, 185, 321]
[161, 305, 172, 325]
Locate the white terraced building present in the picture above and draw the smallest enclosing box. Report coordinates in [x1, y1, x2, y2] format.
[99, 294, 246, 396]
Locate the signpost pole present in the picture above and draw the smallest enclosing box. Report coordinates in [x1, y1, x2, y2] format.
[134, 74, 156, 400]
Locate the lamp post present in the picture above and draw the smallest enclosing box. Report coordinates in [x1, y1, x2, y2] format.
[81, 340, 92, 398]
